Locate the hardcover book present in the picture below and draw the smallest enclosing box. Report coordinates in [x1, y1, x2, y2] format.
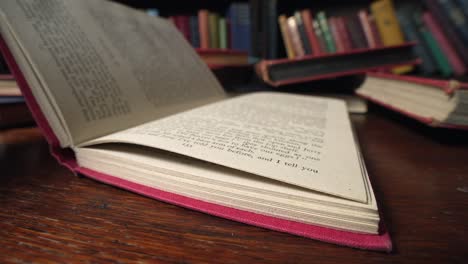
[255, 43, 418, 87]
[0, 0, 392, 251]
[356, 72, 468, 129]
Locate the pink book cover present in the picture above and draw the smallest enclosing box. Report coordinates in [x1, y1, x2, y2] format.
[358, 10, 377, 48]
[329, 17, 345, 52]
[358, 72, 468, 130]
[422, 12, 466, 76]
[0, 35, 392, 252]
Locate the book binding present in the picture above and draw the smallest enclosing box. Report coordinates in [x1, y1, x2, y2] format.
[0, 36, 392, 252]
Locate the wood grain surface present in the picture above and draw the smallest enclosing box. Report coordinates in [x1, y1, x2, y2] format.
[1, 109, 467, 263]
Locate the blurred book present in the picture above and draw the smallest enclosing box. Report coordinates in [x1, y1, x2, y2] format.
[356, 72, 468, 129]
[255, 43, 418, 87]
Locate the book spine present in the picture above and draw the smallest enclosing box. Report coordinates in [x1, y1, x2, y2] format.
[301, 9, 322, 55]
[437, 0, 468, 45]
[218, 18, 227, 49]
[358, 10, 376, 48]
[250, 0, 261, 59]
[179, 16, 191, 42]
[317, 11, 336, 53]
[286, 16, 305, 57]
[294, 11, 312, 55]
[396, 9, 437, 75]
[346, 15, 368, 49]
[266, 0, 278, 59]
[371, 0, 412, 74]
[328, 17, 344, 52]
[368, 15, 383, 47]
[189, 16, 200, 48]
[278, 15, 295, 58]
[420, 26, 453, 76]
[313, 19, 328, 53]
[198, 10, 210, 49]
[260, 0, 270, 58]
[425, 0, 468, 66]
[422, 12, 466, 75]
[237, 4, 252, 55]
[335, 17, 353, 52]
[226, 18, 232, 49]
[209, 13, 219, 48]
[371, 0, 405, 46]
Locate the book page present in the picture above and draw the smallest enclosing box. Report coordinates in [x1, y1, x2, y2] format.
[0, 0, 225, 146]
[84, 93, 368, 202]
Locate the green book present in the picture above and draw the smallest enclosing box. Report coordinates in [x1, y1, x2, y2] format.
[420, 28, 453, 77]
[411, 10, 452, 76]
[316, 11, 336, 53]
[218, 18, 227, 49]
[209, 13, 219, 49]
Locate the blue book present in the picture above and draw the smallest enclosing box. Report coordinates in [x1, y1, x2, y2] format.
[189, 16, 200, 48]
[228, 3, 251, 56]
[437, 0, 468, 45]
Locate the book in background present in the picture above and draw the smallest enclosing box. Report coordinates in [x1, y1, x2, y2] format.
[357, 72, 468, 129]
[371, 0, 413, 74]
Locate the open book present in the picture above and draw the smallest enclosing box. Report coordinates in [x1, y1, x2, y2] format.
[0, 0, 391, 251]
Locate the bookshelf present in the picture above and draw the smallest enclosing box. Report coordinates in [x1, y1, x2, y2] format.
[108, 0, 468, 83]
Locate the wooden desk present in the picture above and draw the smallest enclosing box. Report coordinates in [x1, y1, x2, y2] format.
[1, 109, 467, 263]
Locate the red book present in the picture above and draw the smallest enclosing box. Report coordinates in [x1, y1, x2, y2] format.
[357, 72, 468, 129]
[178, 16, 191, 42]
[335, 17, 352, 52]
[0, 1, 394, 252]
[198, 10, 210, 49]
[256, 43, 419, 87]
[0, 35, 393, 252]
[300, 9, 323, 55]
[328, 17, 345, 52]
[422, 12, 466, 76]
[358, 10, 377, 48]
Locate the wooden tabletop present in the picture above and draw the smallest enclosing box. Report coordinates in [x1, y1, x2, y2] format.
[1, 108, 467, 263]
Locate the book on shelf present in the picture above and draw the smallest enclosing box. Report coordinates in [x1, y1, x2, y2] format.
[0, 0, 391, 251]
[371, 0, 413, 74]
[255, 43, 418, 87]
[356, 72, 468, 129]
[396, 4, 437, 75]
[425, 0, 468, 69]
